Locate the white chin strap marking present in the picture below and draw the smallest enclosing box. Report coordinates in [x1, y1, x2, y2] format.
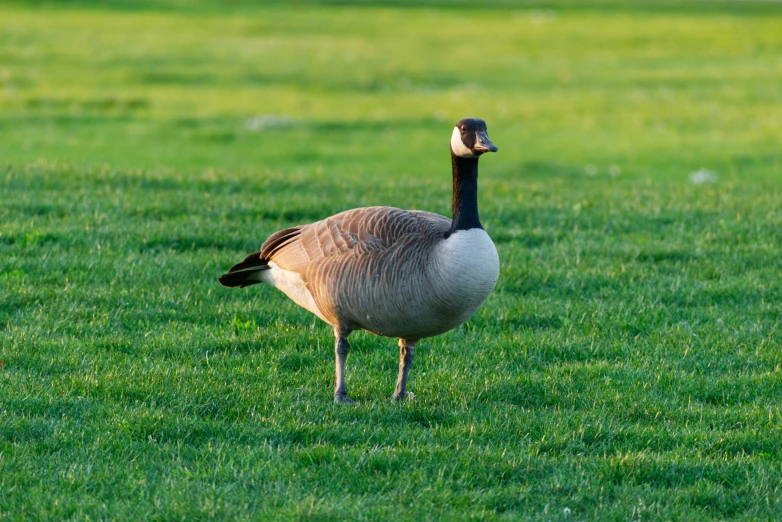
[450, 127, 476, 158]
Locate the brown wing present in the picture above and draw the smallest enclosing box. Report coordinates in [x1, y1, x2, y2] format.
[259, 206, 450, 275]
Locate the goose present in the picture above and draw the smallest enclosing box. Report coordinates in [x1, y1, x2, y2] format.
[219, 118, 499, 404]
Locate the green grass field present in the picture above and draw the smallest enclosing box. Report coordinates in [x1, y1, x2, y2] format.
[2, 0, 782, 519]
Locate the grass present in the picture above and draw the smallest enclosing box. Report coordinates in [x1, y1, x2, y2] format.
[1, 0, 782, 519]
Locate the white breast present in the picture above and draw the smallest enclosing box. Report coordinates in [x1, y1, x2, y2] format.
[431, 228, 499, 320]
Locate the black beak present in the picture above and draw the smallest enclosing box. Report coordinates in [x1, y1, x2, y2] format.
[473, 131, 498, 153]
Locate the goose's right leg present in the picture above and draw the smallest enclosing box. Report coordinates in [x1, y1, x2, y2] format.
[392, 338, 417, 401]
[334, 328, 355, 404]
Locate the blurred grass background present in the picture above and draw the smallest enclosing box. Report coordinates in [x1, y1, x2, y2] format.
[1, 1, 782, 520]
[2, 0, 781, 178]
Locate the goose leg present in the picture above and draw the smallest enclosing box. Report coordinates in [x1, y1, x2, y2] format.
[392, 338, 417, 401]
[334, 330, 355, 404]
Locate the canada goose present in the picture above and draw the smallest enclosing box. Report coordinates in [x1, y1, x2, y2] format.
[220, 118, 499, 403]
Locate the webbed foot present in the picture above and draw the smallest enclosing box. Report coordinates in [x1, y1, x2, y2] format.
[334, 393, 356, 405]
[392, 391, 415, 402]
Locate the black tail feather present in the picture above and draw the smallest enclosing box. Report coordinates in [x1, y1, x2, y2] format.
[219, 252, 270, 288]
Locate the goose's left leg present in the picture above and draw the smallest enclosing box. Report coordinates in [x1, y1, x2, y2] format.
[334, 327, 355, 405]
[392, 338, 417, 401]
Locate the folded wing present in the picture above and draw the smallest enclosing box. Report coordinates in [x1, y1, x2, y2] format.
[260, 206, 451, 278]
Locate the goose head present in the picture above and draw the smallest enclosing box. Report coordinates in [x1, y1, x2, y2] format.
[450, 118, 498, 159]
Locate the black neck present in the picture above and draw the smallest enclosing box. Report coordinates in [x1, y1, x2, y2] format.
[449, 153, 482, 235]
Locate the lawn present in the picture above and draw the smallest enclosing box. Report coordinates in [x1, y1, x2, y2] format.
[1, 0, 781, 519]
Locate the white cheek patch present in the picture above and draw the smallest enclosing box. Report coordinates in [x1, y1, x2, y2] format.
[450, 127, 476, 158]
